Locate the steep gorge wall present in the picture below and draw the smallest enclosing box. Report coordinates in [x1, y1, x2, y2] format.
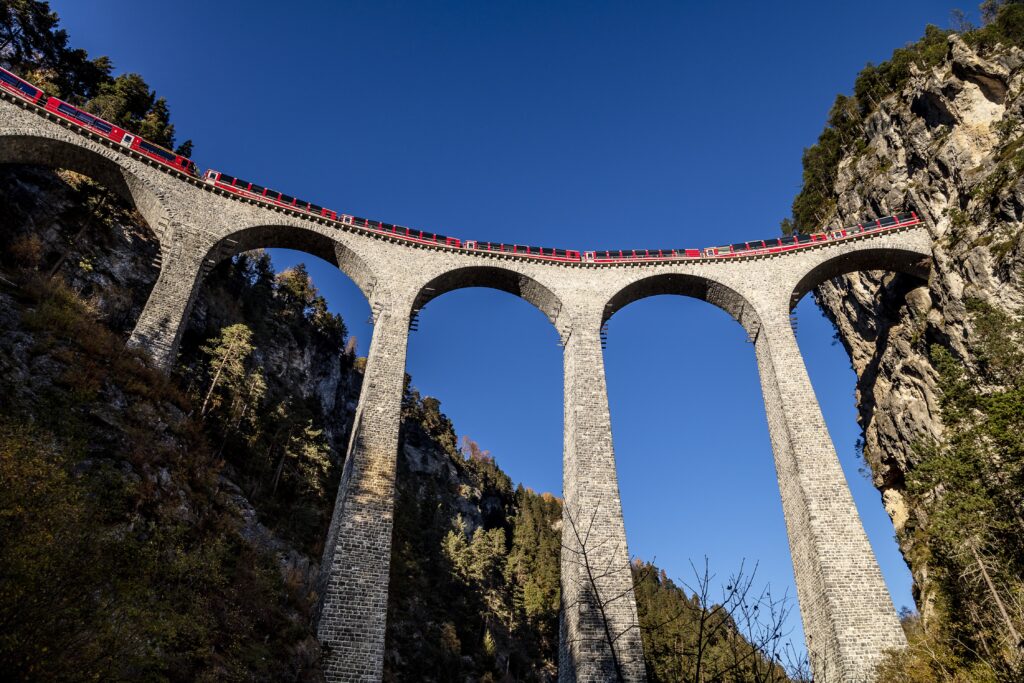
[811, 34, 1024, 611]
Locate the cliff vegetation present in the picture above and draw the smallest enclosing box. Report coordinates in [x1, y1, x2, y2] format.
[783, 1, 1024, 680]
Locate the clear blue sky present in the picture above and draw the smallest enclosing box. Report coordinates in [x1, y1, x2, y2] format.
[52, 0, 975, 652]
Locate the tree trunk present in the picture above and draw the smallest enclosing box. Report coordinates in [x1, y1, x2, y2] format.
[968, 538, 1021, 647]
[270, 429, 293, 499]
[200, 342, 238, 416]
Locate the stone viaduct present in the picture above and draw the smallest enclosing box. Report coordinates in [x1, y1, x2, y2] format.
[1, 90, 934, 682]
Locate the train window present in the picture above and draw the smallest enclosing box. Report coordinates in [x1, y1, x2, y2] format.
[554, 249, 567, 257]
[87, 116, 112, 134]
[251, 184, 267, 195]
[17, 80, 39, 98]
[0, 69, 38, 98]
[796, 234, 812, 243]
[279, 194, 295, 205]
[309, 203, 323, 214]
[219, 174, 235, 184]
[896, 212, 914, 222]
[879, 216, 896, 227]
[501, 244, 514, 252]
[57, 102, 81, 118]
[434, 232, 446, 242]
[779, 235, 795, 245]
[731, 243, 747, 252]
[138, 140, 177, 162]
[58, 102, 110, 132]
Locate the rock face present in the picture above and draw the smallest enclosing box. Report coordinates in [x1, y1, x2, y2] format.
[814, 35, 1024, 613]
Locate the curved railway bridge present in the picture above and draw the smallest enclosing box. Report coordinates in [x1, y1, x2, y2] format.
[0, 91, 934, 683]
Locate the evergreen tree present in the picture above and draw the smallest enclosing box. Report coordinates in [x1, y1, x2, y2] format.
[199, 323, 256, 417]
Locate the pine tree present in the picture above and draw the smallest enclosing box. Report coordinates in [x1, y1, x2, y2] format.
[199, 323, 255, 417]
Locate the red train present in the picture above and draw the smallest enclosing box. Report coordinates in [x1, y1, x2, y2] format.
[2, 65, 922, 265]
[1, 66, 197, 176]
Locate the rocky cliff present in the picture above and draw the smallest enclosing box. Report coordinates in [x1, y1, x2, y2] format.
[806, 29, 1024, 620]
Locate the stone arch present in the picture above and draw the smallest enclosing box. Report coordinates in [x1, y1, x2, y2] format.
[603, 272, 761, 336]
[412, 265, 564, 328]
[789, 246, 931, 310]
[202, 224, 378, 305]
[0, 131, 169, 238]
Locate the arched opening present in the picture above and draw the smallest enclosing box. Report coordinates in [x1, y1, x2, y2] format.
[0, 133, 168, 236]
[203, 224, 377, 307]
[789, 247, 931, 310]
[388, 267, 564, 680]
[788, 247, 932, 623]
[412, 265, 564, 326]
[602, 274, 810, 677]
[174, 237, 373, 641]
[0, 134, 167, 337]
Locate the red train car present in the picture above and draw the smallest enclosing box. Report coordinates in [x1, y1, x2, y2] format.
[43, 97, 197, 176]
[699, 212, 919, 259]
[205, 170, 338, 219]
[2, 66, 197, 176]
[464, 240, 580, 262]
[0, 66, 45, 105]
[341, 216, 462, 249]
